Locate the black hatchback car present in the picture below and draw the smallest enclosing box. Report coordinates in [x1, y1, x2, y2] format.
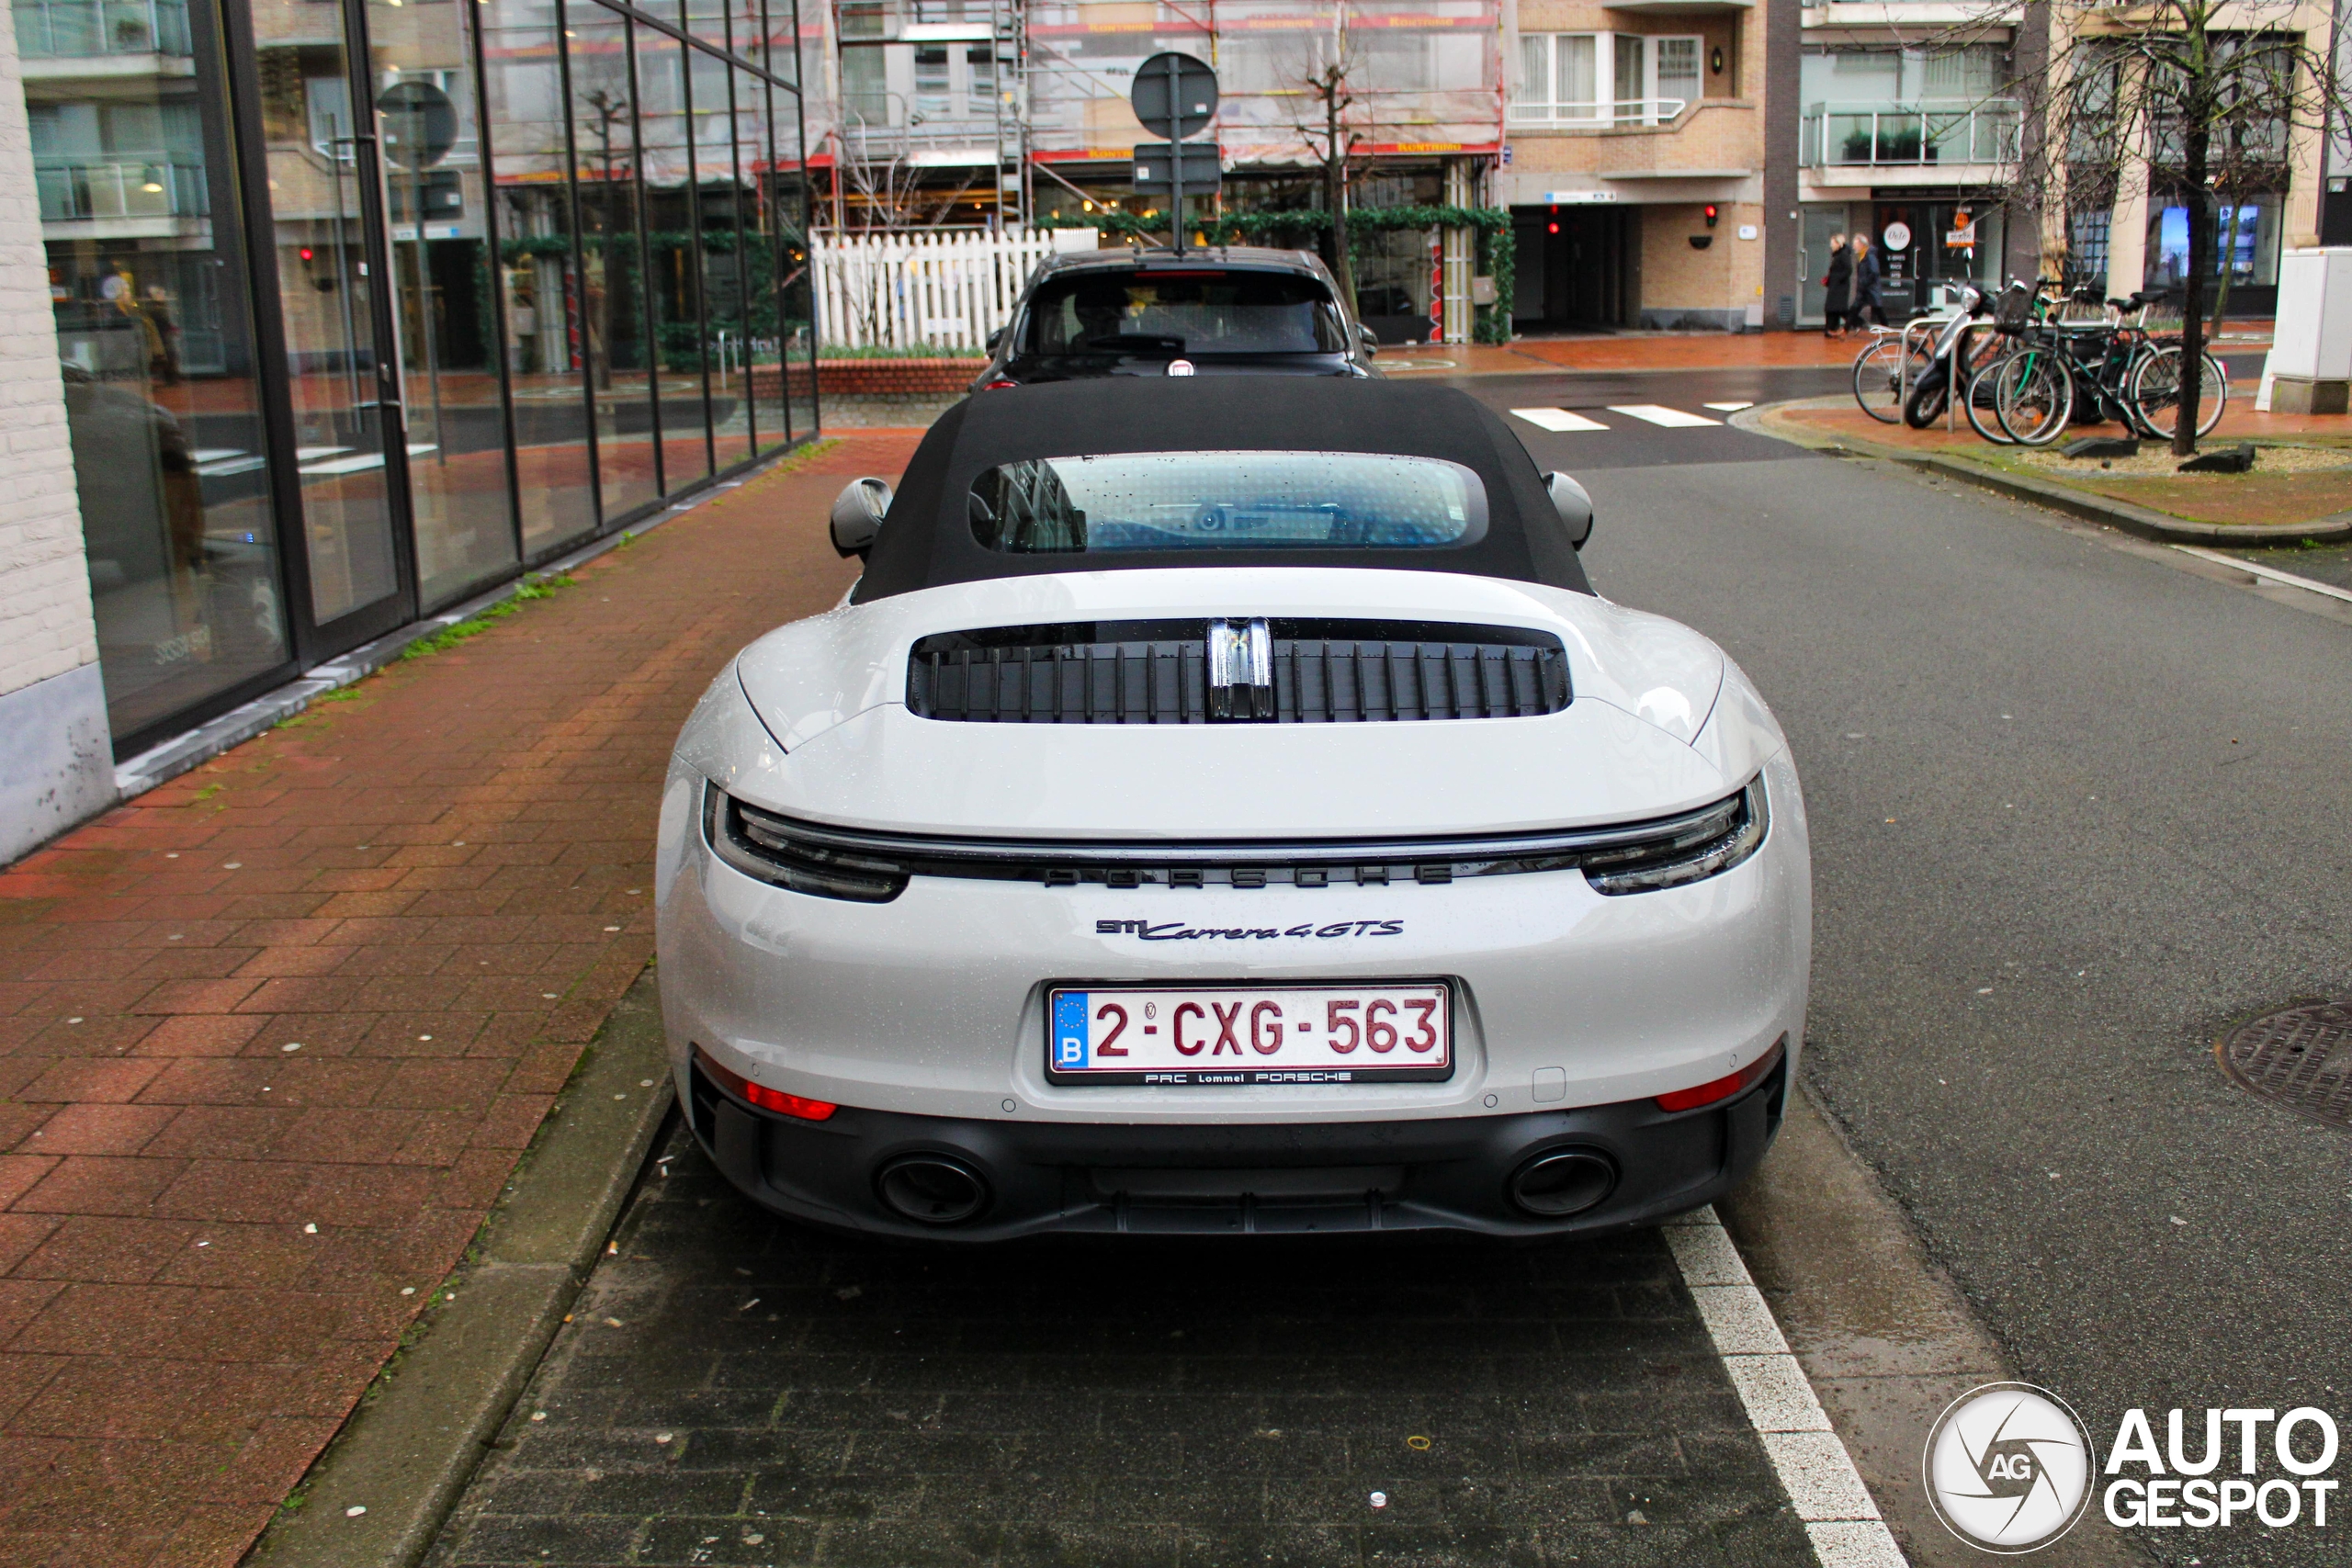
[970, 245, 1381, 391]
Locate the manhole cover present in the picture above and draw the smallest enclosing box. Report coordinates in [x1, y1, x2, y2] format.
[2217, 999, 2352, 1130]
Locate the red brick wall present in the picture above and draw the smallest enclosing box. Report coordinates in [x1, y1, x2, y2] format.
[750, 358, 986, 400]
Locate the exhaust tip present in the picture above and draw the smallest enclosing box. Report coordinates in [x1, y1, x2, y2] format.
[1508, 1148, 1617, 1218]
[876, 1154, 990, 1226]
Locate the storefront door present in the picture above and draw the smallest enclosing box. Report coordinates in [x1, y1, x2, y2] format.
[243, 0, 420, 659]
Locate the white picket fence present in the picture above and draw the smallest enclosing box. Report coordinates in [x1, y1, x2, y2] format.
[811, 229, 1100, 355]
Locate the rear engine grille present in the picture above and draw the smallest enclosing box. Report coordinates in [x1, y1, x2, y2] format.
[704, 777, 1767, 902]
[906, 619, 1570, 724]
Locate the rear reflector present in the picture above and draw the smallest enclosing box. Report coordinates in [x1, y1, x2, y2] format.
[1655, 1038, 1784, 1113]
[695, 1046, 837, 1121]
[983, 378, 1018, 389]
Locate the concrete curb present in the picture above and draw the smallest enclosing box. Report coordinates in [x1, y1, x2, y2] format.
[243, 969, 674, 1568]
[1735, 400, 2352, 546]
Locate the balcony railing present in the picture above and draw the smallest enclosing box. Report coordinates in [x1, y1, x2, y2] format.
[36, 157, 208, 220]
[1506, 97, 1689, 129]
[1802, 100, 2021, 167]
[13, 0, 190, 58]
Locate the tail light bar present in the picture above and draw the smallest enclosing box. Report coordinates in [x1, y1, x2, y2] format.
[694, 1045, 838, 1121]
[1656, 1037, 1784, 1113]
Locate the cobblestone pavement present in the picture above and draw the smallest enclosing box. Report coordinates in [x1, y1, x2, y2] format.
[425, 1120, 1807, 1568]
[0, 434, 910, 1567]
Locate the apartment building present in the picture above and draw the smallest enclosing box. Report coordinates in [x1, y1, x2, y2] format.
[812, 0, 1506, 341]
[1787, 1, 2031, 324]
[1499, 0, 1766, 332]
[0, 0, 821, 844]
[2050, 0, 2331, 319]
[1779, 0, 2335, 325]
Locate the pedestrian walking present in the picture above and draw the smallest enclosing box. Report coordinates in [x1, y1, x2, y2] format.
[1850, 235, 1884, 329]
[1822, 233, 1852, 337]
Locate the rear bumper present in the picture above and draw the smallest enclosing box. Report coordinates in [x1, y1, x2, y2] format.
[685, 1052, 1787, 1242]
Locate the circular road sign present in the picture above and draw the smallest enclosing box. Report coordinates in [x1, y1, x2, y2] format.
[1131, 52, 1217, 141]
[378, 80, 458, 170]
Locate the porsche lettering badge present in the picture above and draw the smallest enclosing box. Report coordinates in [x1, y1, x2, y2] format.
[1206, 617, 1275, 720]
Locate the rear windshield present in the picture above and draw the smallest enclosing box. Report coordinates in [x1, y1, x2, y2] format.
[1023, 270, 1348, 356]
[968, 451, 1487, 554]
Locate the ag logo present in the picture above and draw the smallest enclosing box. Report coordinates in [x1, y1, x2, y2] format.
[1924, 1382, 2095, 1552]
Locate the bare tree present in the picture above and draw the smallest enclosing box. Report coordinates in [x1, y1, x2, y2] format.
[1296, 58, 1364, 316]
[1985, 0, 2348, 452]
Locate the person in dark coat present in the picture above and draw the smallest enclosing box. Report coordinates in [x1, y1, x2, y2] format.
[1821, 233, 1852, 337]
[1850, 235, 1885, 328]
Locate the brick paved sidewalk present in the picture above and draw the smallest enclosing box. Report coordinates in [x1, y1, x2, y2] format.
[0, 431, 917, 1567]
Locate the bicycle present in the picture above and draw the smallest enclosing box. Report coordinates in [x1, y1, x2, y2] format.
[1977, 290, 2185, 446]
[1851, 325, 1934, 424]
[1962, 282, 2051, 445]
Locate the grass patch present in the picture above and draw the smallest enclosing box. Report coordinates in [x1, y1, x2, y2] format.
[401, 573, 576, 662]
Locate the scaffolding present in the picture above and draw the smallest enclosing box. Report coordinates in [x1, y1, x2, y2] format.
[811, 0, 1503, 230]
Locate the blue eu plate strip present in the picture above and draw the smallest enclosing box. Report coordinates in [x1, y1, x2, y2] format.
[1052, 991, 1089, 1070]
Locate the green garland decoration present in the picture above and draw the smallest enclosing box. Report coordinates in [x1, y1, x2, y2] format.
[1035, 205, 1514, 344]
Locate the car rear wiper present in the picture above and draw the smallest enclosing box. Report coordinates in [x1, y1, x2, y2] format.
[1082, 333, 1185, 354]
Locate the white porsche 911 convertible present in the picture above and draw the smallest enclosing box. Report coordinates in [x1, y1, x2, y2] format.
[655, 378, 1807, 1240]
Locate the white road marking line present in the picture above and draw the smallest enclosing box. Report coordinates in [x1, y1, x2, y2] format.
[1705, 400, 1755, 412]
[2172, 544, 2352, 605]
[1510, 407, 1609, 432]
[1609, 403, 1722, 427]
[1666, 1205, 1908, 1567]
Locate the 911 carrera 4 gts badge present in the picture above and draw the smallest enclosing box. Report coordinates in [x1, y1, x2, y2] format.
[1206, 617, 1275, 720]
[1096, 919, 1404, 940]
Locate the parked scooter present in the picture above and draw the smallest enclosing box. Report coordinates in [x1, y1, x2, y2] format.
[1902, 284, 2004, 428]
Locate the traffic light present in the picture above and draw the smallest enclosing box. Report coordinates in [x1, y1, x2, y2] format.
[1703, 205, 1719, 228]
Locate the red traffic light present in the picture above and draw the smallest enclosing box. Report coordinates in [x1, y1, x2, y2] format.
[1547, 221, 1559, 234]
[1703, 205, 1719, 227]
[300, 247, 314, 261]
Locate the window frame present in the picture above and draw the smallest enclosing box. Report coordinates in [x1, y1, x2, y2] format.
[1511, 32, 1696, 126]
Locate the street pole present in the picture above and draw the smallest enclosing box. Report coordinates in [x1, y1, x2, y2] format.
[1169, 51, 1183, 255]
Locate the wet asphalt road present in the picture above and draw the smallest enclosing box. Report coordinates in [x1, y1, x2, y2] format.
[1474, 381, 2352, 1568]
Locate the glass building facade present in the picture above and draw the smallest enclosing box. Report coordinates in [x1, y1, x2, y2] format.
[19, 0, 818, 755]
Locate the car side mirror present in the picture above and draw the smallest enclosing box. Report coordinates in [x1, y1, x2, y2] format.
[1354, 322, 1379, 356]
[986, 324, 1006, 355]
[830, 477, 891, 558]
[1544, 471, 1594, 551]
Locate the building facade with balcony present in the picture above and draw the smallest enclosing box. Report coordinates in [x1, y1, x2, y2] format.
[1500, 0, 1764, 332]
[0, 0, 822, 852]
[1783, 2, 2032, 326]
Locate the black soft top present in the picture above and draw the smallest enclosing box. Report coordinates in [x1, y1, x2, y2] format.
[848, 378, 1593, 603]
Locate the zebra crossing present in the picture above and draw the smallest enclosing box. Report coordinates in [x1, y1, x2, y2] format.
[1510, 402, 1742, 432]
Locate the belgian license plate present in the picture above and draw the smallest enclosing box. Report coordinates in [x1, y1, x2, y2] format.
[1046, 982, 1453, 1086]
